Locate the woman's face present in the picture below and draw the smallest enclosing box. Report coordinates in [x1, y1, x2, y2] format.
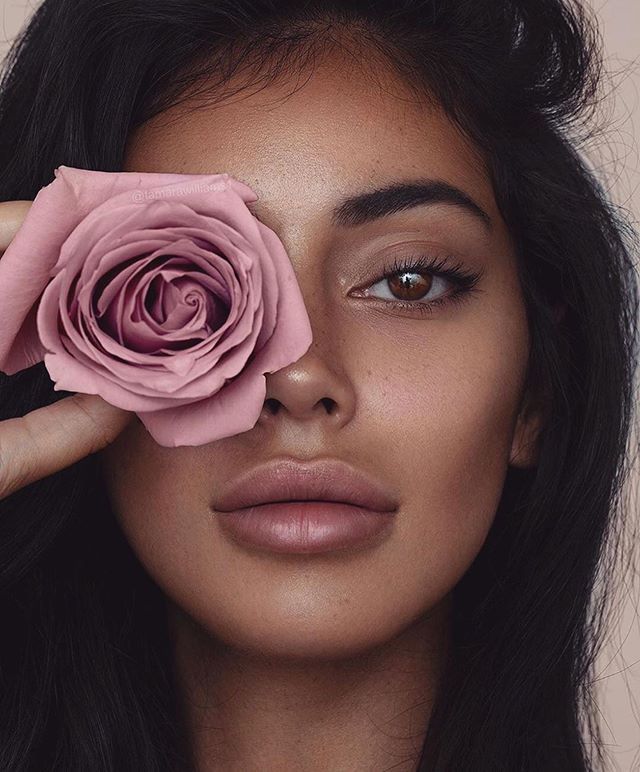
[99, 50, 540, 659]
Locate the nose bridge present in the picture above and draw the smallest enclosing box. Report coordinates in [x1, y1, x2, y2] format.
[279, 219, 338, 359]
[293, 235, 354, 372]
[260, 247, 355, 425]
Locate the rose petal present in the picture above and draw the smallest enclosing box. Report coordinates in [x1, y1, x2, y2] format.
[0, 167, 253, 373]
[0, 165, 314, 447]
[137, 362, 269, 447]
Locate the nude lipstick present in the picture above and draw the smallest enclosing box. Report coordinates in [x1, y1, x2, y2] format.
[213, 458, 398, 554]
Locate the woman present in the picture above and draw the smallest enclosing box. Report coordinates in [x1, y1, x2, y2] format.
[0, 0, 637, 769]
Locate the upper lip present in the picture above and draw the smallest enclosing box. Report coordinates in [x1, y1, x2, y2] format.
[214, 458, 399, 513]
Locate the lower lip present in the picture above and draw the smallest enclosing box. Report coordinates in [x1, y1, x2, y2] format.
[216, 501, 396, 554]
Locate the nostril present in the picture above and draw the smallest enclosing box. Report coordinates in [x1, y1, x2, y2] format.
[320, 397, 336, 414]
[263, 397, 280, 415]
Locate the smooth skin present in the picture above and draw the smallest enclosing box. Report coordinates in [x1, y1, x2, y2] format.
[2, 45, 544, 771]
[0, 201, 134, 500]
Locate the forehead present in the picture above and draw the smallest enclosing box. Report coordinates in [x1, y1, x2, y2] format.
[123, 53, 495, 231]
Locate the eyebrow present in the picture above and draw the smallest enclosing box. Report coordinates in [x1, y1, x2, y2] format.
[330, 179, 492, 231]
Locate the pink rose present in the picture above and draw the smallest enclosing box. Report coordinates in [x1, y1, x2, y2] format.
[0, 166, 312, 447]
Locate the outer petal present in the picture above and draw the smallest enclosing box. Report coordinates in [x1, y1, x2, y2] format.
[137, 369, 269, 447]
[248, 220, 314, 374]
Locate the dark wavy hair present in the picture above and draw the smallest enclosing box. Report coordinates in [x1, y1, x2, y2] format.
[0, 1, 638, 769]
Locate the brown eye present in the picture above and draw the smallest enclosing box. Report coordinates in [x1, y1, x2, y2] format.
[349, 253, 484, 316]
[386, 271, 433, 301]
[363, 269, 449, 305]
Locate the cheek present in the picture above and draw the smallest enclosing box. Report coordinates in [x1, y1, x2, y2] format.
[346, 304, 529, 611]
[98, 423, 212, 597]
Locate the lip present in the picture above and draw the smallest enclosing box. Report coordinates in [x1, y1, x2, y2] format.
[213, 458, 399, 555]
[214, 458, 399, 513]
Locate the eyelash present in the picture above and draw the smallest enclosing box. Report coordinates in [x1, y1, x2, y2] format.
[369, 253, 485, 315]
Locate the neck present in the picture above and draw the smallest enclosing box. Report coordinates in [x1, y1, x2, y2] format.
[166, 596, 452, 771]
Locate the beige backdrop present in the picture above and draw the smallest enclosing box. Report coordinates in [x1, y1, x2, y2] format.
[1, 0, 639, 768]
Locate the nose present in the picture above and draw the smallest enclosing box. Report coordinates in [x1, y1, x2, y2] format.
[259, 341, 356, 429]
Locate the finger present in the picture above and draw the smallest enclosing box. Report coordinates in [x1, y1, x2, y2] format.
[0, 200, 33, 252]
[0, 392, 135, 499]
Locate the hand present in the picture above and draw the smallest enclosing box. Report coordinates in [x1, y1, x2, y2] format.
[0, 200, 134, 500]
